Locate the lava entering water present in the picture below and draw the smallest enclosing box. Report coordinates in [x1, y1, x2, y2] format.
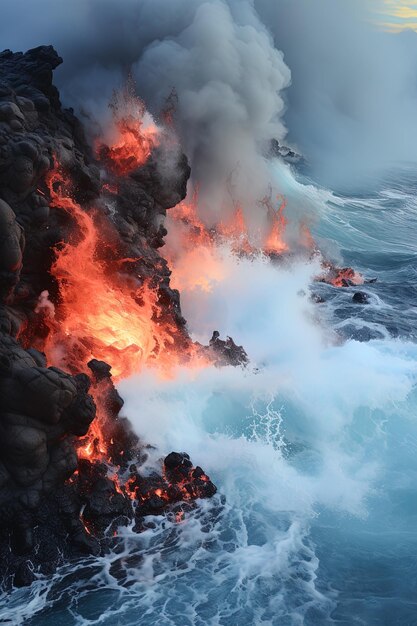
[162, 189, 291, 293]
[263, 194, 289, 255]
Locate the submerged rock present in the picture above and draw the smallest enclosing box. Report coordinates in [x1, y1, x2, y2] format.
[352, 291, 370, 304]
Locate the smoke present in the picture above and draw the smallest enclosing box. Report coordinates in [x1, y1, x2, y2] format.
[1, 0, 416, 195]
[58, 0, 291, 226]
[0, 0, 292, 227]
[131, 1, 291, 223]
[256, 0, 417, 188]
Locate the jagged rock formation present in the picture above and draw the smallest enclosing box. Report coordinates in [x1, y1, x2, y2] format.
[269, 138, 302, 164]
[0, 46, 217, 588]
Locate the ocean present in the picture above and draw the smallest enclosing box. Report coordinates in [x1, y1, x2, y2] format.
[2, 162, 417, 626]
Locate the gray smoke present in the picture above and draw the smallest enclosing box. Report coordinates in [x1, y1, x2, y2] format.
[0, 0, 292, 226]
[1, 0, 416, 198]
[131, 1, 291, 223]
[256, 0, 417, 189]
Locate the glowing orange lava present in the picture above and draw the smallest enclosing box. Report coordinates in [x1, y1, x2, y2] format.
[263, 195, 289, 255]
[43, 160, 208, 380]
[163, 192, 228, 293]
[167, 189, 290, 261]
[163, 189, 293, 293]
[37, 154, 221, 469]
[97, 83, 159, 176]
[218, 204, 254, 255]
[168, 190, 213, 249]
[325, 267, 364, 288]
[41, 161, 212, 466]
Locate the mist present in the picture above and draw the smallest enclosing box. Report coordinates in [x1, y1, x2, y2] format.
[1, 0, 416, 194]
[256, 0, 417, 188]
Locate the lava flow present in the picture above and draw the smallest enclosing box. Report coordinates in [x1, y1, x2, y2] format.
[164, 186, 363, 300]
[43, 161, 178, 379]
[318, 263, 364, 287]
[164, 192, 228, 293]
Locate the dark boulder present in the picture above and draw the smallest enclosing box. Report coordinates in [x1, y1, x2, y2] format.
[352, 292, 370, 304]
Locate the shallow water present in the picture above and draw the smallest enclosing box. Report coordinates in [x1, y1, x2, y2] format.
[2, 164, 417, 626]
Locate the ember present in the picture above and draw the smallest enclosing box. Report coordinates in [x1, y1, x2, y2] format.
[319, 264, 364, 288]
[127, 452, 217, 522]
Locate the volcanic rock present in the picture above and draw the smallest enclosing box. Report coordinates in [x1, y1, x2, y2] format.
[352, 292, 370, 304]
[208, 330, 248, 366]
[0, 45, 219, 588]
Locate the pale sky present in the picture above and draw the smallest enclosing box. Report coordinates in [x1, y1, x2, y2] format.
[378, 0, 417, 31]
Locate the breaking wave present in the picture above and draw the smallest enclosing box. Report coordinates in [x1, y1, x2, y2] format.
[2, 164, 417, 625]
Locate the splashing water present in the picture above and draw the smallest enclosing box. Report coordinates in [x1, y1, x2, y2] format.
[3, 162, 417, 625]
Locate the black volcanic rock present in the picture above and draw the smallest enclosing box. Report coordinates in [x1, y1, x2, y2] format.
[352, 292, 370, 304]
[0, 46, 220, 588]
[208, 330, 248, 366]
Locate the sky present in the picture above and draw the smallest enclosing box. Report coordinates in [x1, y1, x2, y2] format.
[378, 0, 417, 31]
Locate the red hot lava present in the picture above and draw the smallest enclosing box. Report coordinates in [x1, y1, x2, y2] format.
[38, 159, 211, 469]
[263, 194, 289, 255]
[96, 81, 159, 176]
[44, 162, 173, 379]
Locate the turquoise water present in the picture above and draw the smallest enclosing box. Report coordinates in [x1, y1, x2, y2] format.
[2, 164, 417, 625]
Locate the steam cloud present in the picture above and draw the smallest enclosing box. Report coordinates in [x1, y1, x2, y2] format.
[1, 0, 416, 196]
[256, 0, 417, 188]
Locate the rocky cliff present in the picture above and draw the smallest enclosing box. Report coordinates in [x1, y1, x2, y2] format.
[0, 46, 220, 588]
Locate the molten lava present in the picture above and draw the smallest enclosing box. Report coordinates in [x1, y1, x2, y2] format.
[168, 190, 213, 249]
[35, 157, 217, 474]
[42, 163, 158, 463]
[163, 192, 228, 293]
[322, 266, 364, 288]
[97, 82, 159, 176]
[163, 189, 292, 294]
[43, 161, 183, 380]
[217, 204, 254, 255]
[263, 195, 289, 255]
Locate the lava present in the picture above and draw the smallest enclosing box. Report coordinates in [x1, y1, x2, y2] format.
[263, 194, 289, 255]
[218, 204, 255, 255]
[168, 190, 213, 249]
[163, 192, 227, 293]
[39, 159, 212, 468]
[126, 451, 217, 512]
[96, 81, 159, 176]
[43, 160, 180, 380]
[163, 189, 291, 293]
[319, 264, 364, 288]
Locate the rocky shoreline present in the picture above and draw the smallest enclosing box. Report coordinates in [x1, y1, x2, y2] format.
[0, 46, 226, 588]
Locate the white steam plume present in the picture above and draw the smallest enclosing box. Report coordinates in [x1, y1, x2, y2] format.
[256, 0, 417, 189]
[1, 0, 416, 194]
[0, 0, 292, 229]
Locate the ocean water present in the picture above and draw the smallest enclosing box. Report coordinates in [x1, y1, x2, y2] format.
[2, 163, 417, 625]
